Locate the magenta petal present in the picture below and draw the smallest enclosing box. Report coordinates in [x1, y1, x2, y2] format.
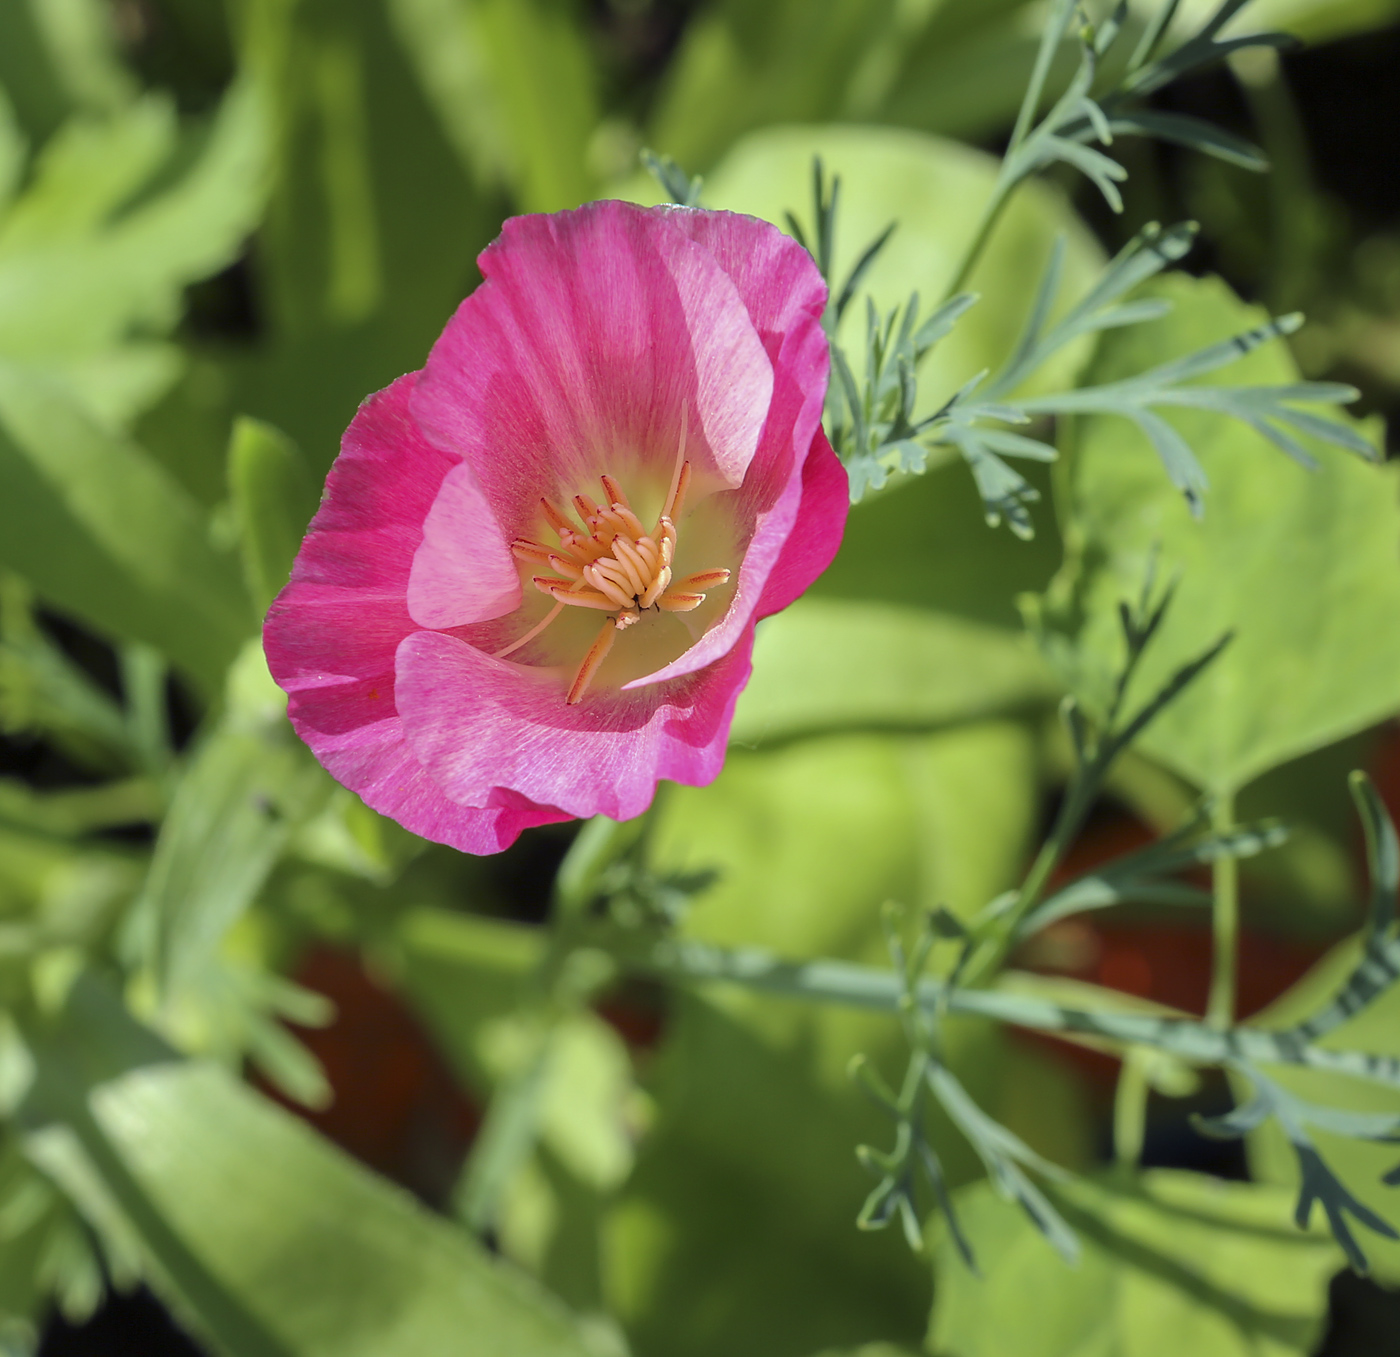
[301, 707, 569, 854]
[268, 205, 847, 857]
[265, 376, 565, 854]
[625, 286, 836, 688]
[665, 207, 828, 362]
[407, 461, 521, 629]
[409, 201, 773, 534]
[395, 628, 753, 822]
[755, 427, 849, 619]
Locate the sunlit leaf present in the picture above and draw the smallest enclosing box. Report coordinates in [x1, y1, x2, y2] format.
[929, 1170, 1342, 1357]
[1034, 273, 1400, 794]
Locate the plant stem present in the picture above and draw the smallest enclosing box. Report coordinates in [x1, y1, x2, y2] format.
[940, 177, 1015, 303]
[627, 935, 1400, 1089]
[1206, 790, 1239, 1029]
[1112, 1047, 1150, 1167]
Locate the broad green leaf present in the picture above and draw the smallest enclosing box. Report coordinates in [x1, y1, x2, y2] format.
[644, 0, 904, 174]
[626, 125, 1104, 413]
[231, 0, 499, 475]
[1154, 0, 1400, 45]
[0, 77, 271, 424]
[25, 1041, 596, 1357]
[1035, 273, 1400, 795]
[17, 0, 134, 116]
[227, 418, 317, 616]
[814, 456, 1064, 629]
[388, 0, 599, 211]
[809, 1348, 918, 1357]
[394, 907, 543, 1096]
[1246, 935, 1400, 1282]
[138, 644, 328, 1001]
[605, 724, 1070, 1357]
[0, 363, 251, 691]
[733, 598, 1057, 747]
[929, 1170, 1341, 1357]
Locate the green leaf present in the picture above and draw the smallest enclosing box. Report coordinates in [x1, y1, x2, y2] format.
[21, 987, 595, 1357]
[606, 724, 1070, 1357]
[1035, 273, 1400, 795]
[929, 1170, 1342, 1357]
[387, 0, 599, 211]
[230, 0, 499, 477]
[138, 645, 329, 1000]
[1247, 936, 1400, 1282]
[0, 77, 272, 425]
[1166, 0, 1400, 46]
[731, 598, 1057, 747]
[227, 418, 317, 616]
[624, 125, 1104, 413]
[0, 364, 251, 692]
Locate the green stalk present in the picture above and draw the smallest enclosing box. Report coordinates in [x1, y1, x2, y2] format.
[1206, 791, 1239, 1029]
[940, 177, 1017, 303]
[1112, 1048, 1150, 1167]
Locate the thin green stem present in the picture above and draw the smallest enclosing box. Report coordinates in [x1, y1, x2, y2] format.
[940, 178, 1015, 303]
[1112, 1048, 1150, 1167]
[625, 935, 1400, 1090]
[1206, 790, 1239, 1030]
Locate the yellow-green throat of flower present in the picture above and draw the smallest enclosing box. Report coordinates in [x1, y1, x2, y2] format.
[498, 445, 731, 704]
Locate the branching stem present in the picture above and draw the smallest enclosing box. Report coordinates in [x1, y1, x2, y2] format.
[1207, 790, 1240, 1029]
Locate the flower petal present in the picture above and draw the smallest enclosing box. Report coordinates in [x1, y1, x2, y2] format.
[666, 206, 829, 362]
[395, 627, 754, 822]
[623, 298, 841, 688]
[754, 426, 849, 620]
[406, 460, 521, 629]
[409, 200, 773, 537]
[265, 375, 566, 854]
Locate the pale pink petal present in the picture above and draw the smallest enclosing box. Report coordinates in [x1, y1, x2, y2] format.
[301, 707, 569, 854]
[409, 201, 773, 537]
[407, 460, 522, 629]
[266, 374, 447, 697]
[665, 207, 828, 360]
[624, 301, 838, 688]
[395, 628, 754, 823]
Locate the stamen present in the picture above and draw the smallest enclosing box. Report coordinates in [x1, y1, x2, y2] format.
[611, 537, 650, 596]
[542, 583, 617, 612]
[511, 539, 554, 566]
[600, 475, 630, 510]
[492, 600, 565, 659]
[639, 567, 672, 609]
[672, 568, 731, 591]
[508, 435, 731, 701]
[583, 567, 634, 610]
[567, 617, 619, 705]
[667, 461, 692, 521]
[541, 499, 573, 537]
[546, 553, 584, 580]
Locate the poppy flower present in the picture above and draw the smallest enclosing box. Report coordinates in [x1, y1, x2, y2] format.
[264, 201, 847, 854]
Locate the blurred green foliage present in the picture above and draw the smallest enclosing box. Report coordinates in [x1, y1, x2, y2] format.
[0, 1, 1396, 1355]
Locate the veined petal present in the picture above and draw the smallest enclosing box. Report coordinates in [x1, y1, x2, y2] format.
[409, 200, 774, 535]
[406, 460, 521, 629]
[624, 305, 842, 688]
[395, 628, 753, 823]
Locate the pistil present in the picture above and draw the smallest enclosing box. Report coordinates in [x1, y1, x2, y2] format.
[497, 449, 730, 703]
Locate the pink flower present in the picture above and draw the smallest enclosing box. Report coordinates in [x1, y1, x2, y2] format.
[264, 201, 847, 854]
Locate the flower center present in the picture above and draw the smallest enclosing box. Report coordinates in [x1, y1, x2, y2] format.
[496, 450, 731, 704]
